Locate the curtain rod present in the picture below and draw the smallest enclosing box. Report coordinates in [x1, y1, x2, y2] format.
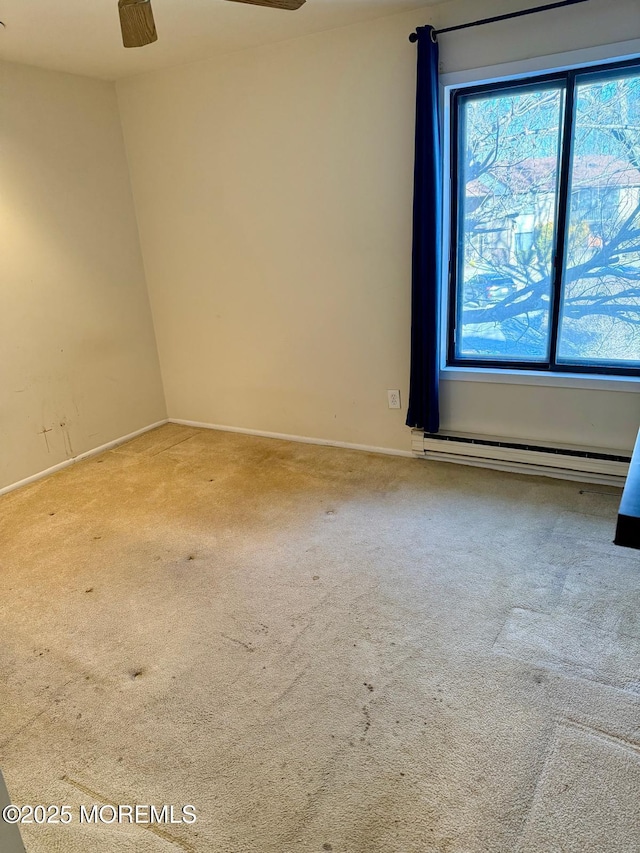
[409, 0, 590, 43]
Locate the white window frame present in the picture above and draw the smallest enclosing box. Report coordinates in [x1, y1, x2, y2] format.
[440, 37, 640, 393]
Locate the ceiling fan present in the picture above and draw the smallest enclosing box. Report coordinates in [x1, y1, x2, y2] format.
[119, 0, 306, 49]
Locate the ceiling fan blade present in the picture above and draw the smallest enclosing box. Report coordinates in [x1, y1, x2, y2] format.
[119, 0, 158, 48]
[225, 0, 306, 10]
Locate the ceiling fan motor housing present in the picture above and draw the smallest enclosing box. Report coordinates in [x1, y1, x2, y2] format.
[119, 0, 158, 48]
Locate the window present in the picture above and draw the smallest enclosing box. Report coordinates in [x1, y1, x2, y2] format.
[448, 59, 640, 375]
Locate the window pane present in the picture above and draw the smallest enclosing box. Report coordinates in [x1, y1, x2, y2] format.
[557, 70, 640, 366]
[455, 85, 565, 361]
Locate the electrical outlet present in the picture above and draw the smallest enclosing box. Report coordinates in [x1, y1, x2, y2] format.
[387, 390, 401, 409]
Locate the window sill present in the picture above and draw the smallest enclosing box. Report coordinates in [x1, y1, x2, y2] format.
[440, 366, 640, 393]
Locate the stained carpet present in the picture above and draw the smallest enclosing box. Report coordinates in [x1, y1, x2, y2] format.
[1, 423, 639, 852]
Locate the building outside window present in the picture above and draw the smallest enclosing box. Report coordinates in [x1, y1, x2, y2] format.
[448, 59, 640, 375]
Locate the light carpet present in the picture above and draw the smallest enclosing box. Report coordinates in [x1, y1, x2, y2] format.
[0, 423, 639, 852]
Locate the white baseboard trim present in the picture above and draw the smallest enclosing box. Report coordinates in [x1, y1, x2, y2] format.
[6, 416, 620, 497]
[169, 419, 415, 459]
[0, 419, 169, 498]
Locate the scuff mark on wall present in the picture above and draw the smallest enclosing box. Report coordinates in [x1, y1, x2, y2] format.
[59, 421, 74, 458]
[38, 426, 53, 453]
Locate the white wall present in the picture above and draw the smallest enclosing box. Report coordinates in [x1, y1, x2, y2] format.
[117, 0, 640, 455]
[118, 10, 420, 452]
[0, 61, 166, 489]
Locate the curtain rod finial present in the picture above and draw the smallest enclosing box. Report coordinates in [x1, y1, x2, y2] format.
[409, 27, 438, 43]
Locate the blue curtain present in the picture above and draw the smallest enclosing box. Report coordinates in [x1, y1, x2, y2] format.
[406, 26, 442, 435]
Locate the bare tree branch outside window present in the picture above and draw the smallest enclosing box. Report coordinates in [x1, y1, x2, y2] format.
[452, 67, 640, 368]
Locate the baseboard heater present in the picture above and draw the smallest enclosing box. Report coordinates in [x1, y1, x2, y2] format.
[411, 430, 630, 486]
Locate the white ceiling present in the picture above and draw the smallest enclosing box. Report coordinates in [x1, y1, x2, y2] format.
[0, 0, 434, 81]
